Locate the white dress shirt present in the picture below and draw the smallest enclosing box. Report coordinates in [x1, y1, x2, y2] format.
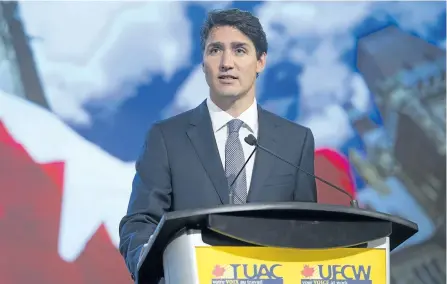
[206, 98, 258, 193]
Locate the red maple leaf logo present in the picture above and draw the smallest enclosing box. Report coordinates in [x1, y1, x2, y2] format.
[0, 121, 132, 283]
[212, 265, 226, 277]
[301, 265, 315, 277]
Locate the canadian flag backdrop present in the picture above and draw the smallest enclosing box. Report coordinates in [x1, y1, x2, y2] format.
[0, 1, 445, 283]
[0, 121, 130, 283]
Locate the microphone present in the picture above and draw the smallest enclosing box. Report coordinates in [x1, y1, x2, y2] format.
[244, 134, 359, 208]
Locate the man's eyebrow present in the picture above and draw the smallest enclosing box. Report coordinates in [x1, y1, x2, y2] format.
[206, 41, 250, 49]
[207, 42, 224, 49]
[231, 42, 249, 48]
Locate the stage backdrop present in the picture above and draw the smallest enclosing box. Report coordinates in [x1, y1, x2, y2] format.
[0, 1, 445, 284]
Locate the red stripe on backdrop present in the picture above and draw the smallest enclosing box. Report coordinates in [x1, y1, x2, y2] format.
[0, 120, 132, 284]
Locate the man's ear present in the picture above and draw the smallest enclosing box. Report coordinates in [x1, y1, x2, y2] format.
[256, 52, 267, 74]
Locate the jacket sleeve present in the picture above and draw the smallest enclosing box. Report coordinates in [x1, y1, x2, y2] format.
[118, 123, 172, 280]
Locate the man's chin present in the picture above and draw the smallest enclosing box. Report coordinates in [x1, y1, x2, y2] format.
[219, 93, 239, 97]
[215, 89, 241, 98]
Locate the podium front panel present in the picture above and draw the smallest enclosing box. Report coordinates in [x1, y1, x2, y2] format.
[162, 229, 390, 284]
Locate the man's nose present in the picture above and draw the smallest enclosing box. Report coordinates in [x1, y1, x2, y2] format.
[219, 51, 234, 71]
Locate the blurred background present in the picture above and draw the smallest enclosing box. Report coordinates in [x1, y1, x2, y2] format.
[0, 1, 445, 283]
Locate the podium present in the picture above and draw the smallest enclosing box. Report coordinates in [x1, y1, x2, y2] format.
[137, 202, 418, 284]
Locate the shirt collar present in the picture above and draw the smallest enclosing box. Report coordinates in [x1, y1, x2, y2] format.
[206, 98, 258, 134]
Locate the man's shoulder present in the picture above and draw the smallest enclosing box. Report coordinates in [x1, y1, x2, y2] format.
[261, 107, 311, 134]
[154, 109, 195, 128]
[152, 107, 196, 130]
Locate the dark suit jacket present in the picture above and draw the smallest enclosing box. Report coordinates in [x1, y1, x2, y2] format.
[118, 100, 317, 283]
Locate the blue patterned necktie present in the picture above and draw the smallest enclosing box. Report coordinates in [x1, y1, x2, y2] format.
[225, 119, 247, 204]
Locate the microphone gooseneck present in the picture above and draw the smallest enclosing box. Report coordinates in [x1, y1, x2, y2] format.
[244, 134, 359, 208]
[229, 147, 256, 187]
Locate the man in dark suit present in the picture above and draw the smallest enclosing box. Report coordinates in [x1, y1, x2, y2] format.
[119, 8, 317, 283]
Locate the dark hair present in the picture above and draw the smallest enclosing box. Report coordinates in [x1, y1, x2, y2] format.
[200, 8, 268, 60]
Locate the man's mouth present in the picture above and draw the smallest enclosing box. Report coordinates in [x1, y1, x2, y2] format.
[218, 75, 238, 80]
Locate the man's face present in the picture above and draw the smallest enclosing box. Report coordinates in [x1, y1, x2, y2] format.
[203, 25, 266, 100]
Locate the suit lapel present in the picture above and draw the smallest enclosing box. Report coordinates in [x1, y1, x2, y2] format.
[247, 106, 277, 201]
[186, 101, 229, 204]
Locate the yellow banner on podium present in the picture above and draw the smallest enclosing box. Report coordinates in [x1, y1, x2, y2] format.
[195, 246, 386, 284]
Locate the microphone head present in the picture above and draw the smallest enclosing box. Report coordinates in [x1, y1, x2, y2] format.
[244, 134, 257, 146]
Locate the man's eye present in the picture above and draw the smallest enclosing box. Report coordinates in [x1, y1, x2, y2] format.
[235, 48, 246, 54]
[209, 48, 219, 54]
